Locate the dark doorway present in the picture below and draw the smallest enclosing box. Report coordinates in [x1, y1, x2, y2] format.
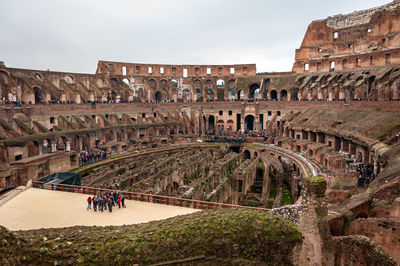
[155, 91, 162, 102]
[244, 115, 255, 131]
[208, 115, 215, 130]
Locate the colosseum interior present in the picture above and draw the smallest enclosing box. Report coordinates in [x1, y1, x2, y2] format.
[1, 1, 400, 265]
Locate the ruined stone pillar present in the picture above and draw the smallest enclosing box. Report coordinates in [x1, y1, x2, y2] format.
[299, 176, 334, 265]
[51, 143, 57, 153]
[66, 142, 71, 152]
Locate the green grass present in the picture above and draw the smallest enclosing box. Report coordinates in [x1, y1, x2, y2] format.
[282, 184, 294, 205]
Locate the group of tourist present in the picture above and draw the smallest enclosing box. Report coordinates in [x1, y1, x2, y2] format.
[78, 147, 107, 166]
[357, 163, 376, 187]
[86, 191, 126, 213]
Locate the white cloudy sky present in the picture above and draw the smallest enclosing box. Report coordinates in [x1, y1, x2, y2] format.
[0, 0, 391, 73]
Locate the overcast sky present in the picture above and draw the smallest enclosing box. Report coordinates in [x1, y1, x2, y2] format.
[0, 0, 391, 73]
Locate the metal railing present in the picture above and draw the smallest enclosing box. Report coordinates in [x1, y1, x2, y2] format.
[32, 181, 269, 212]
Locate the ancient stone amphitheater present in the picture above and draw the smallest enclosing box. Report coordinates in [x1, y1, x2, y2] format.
[1, 1, 400, 265]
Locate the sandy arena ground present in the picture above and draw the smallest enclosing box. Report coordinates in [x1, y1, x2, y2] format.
[0, 188, 200, 231]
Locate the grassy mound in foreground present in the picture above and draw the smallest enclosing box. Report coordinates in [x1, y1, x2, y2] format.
[2, 209, 302, 265]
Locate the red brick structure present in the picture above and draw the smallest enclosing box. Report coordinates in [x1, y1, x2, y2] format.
[293, 1, 400, 73]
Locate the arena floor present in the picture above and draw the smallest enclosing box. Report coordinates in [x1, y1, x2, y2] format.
[0, 188, 200, 231]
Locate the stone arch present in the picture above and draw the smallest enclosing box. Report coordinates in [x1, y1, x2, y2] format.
[42, 139, 52, 154]
[32, 72, 42, 80]
[227, 119, 234, 131]
[228, 79, 235, 89]
[27, 141, 40, 157]
[280, 89, 288, 100]
[155, 91, 162, 102]
[104, 130, 114, 143]
[216, 79, 225, 87]
[243, 150, 251, 160]
[116, 129, 125, 141]
[82, 133, 90, 149]
[33, 87, 43, 104]
[0, 69, 10, 84]
[71, 135, 80, 151]
[127, 128, 136, 140]
[56, 137, 67, 151]
[170, 126, 177, 135]
[148, 127, 156, 137]
[149, 79, 157, 89]
[64, 75, 74, 84]
[244, 115, 255, 131]
[249, 83, 260, 99]
[217, 120, 224, 130]
[270, 90, 278, 100]
[159, 126, 168, 136]
[208, 115, 215, 130]
[160, 79, 168, 90]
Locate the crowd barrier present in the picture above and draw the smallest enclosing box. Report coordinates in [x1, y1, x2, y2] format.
[32, 181, 269, 212]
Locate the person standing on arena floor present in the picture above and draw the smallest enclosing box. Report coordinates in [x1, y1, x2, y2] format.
[87, 196, 92, 210]
[117, 196, 121, 208]
[121, 194, 126, 208]
[93, 196, 97, 212]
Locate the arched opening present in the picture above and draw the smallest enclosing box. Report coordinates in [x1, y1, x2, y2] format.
[56, 137, 66, 151]
[228, 89, 235, 100]
[104, 130, 114, 143]
[171, 79, 178, 89]
[208, 115, 215, 130]
[249, 84, 260, 99]
[244, 115, 255, 131]
[155, 91, 162, 102]
[42, 139, 52, 154]
[243, 150, 251, 160]
[217, 120, 224, 131]
[194, 80, 202, 101]
[127, 128, 136, 140]
[32, 72, 42, 80]
[33, 87, 43, 104]
[148, 127, 156, 137]
[123, 78, 130, 85]
[227, 119, 234, 131]
[280, 90, 288, 100]
[270, 90, 278, 100]
[116, 129, 124, 141]
[82, 134, 90, 149]
[237, 90, 244, 100]
[216, 79, 225, 87]
[27, 141, 39, 157]
[149, 79, 157, 89]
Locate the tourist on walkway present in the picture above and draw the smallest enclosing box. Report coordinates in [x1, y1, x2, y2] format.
[87, 196, 91, 210]
[93, 196, 98, 212]
[121, 194, 126, 208]
[107, 197, 113, 212]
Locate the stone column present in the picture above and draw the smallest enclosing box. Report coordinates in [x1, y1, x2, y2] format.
[299, 177, 334, 265]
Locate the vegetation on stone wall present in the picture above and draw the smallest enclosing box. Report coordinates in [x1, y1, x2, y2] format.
[1, 209, 302, 265]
